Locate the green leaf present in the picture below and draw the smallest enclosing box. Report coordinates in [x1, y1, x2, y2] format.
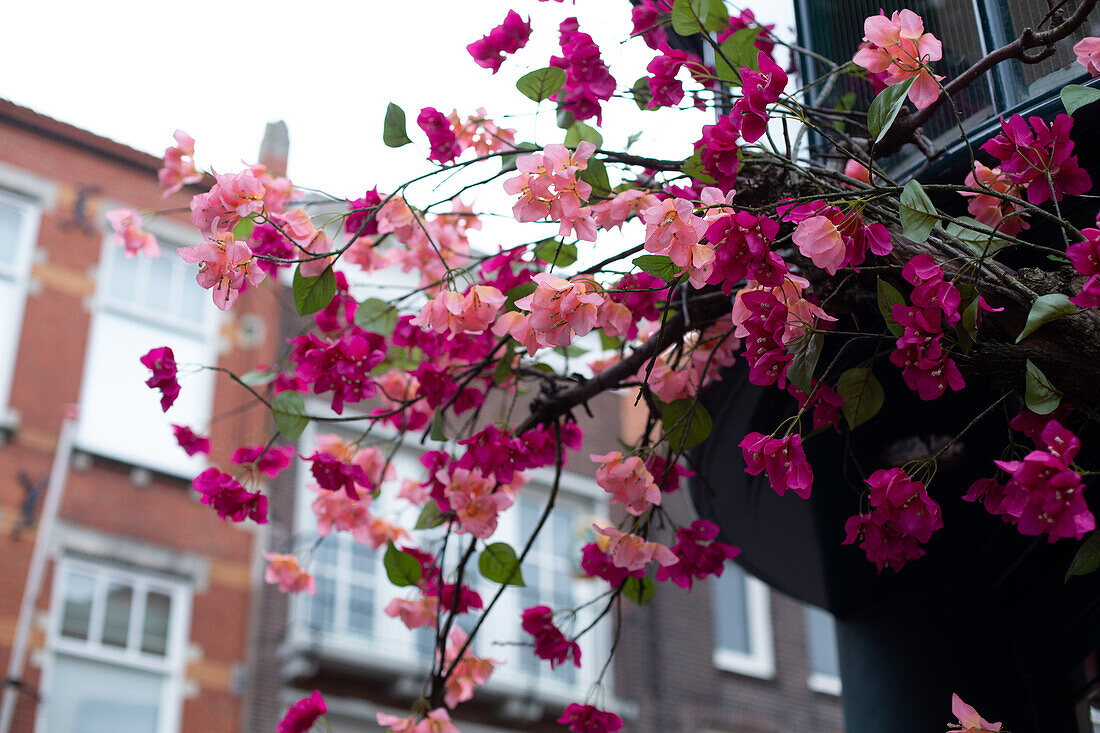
[517, 67, 567, 102]
[876, 278, 905, 338]
[1061, 84, 1100, 115]
[292, 265, 337, 316]
[231, 216, 255, 241]
[600, 332, 623, 351]
[239, 368, 276, 387]
[626, 131, 643, 149]
[429, 412, 448, 442]
[414, 502, 445, 530]
[494, 342, 516, 386]
[564, 121, 603, 148]
[670, 0, 711, 36]
[867, 77, 915, 143]
[786, 332, 823, 394]
[354, 297, 399, 335]
[681, 148, 718, 184]
[383, 102, 413, 148]
[661, 399, 713, 451]
[899, 179, 938, 243]
[703, 0, 730, 31]
[1024, 360, 1061, 415]
[633, 254, 682, 283]
[832, 91, 857, 133]
[479, 542, 525, 586]
[631, 77, 653, 110]
[715, 27, 761, 84]
[580, 158, 613, 198]
[503, 281, 536, 311]
[945, 217, 1012, 258]
[622, 576, 655, 605]
[501, 141, 539, 172]
[534, 239, 579, 267]
[958, 297, 980, 353]
[1016, 294, 1077, 343]
[1066, 531, 1100, 581]
[835, 368, 885, 430]
[384, 542, 423, 587]
[554, 344, 587, 358]
[271, 391, 309, 440]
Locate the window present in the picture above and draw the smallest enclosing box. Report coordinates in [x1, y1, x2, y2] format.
[0, 189, 40, 425]
[287, 427, 607, 702]
[76, 217, 219, 477]
[804, 606, 842, 695]
[711, 563, 775, 678]
[41, 559, 191, 733]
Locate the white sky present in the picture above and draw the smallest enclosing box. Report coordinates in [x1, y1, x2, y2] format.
[1, 1, 795, 198]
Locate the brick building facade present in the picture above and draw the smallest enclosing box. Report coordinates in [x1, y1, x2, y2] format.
[0, 98, 281, 733]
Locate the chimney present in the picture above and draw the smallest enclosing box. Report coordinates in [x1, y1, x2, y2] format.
[258, 121, 289, 177]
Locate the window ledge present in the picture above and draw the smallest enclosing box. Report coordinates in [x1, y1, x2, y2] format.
[712, 649, 775, 680]
[808, 672, 842, 696]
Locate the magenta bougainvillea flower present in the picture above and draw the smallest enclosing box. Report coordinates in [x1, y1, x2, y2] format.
[843, 467, 942, 572]
[345, 187, 383, 236]
[739, 432, 813, 499]
[732, 51, 788, 143]
[106, 209, 159, 258]
[192, 467, 268, 524]
[1067, 223, 1100, 308]
[853, 9, 943, 110]
[467, 10, 532, 74]
[306, 451, 372, 501]
[288, 327, 387, 414]
[521, 605, 582, 668]
[232, 444, 294, 478]
[417, 107, 462, 164]
[140, 346, 180, 412]
[171, 424, 209, 456]
[655, 519, 740, 589]
[277, 690, 326, 733]
[980, 114, 1092, 205]
[558, 703, 624, 733]
[550, 18, 616, 124]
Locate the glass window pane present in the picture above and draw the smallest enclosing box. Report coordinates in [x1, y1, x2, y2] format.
[60, 573, 96, 641]
[348, 584, 373, 636]
[315, 537, 339, 568]
[0, 202, 22, 269]
[141, 591, 172, 656]
[712, 564, 750, 654]
[805, 606, 840, 678]
[351, 543, 375, 576]
[104, 247, 140, 305]
[46, 654, 162, 733]
[308, 577, 336, 632]
[101, 583, 132, 649]
[144, 255, 174, 313]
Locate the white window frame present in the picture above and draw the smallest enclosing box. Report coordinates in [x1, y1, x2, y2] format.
[804, 605, 842, 696]
[74, 211, 220, 477]
[37, 556, 192, 733]
[285, 418, 610, 706]
[0, 187, 41, 427]
[711, 566, 775, 679]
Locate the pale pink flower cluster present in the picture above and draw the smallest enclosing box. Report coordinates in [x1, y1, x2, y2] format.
[792, 216, 846, 275]
[498, 273, 605, 352]
[440, 628, 498, 708]
[1074, 36, 1100, 76]
[262, 552, 316, 595]
[503, 142, 598, 241]
[375, 369, 434, 429]
[641, 198, 714, 288]
[441, 466, 516, 538]
[178, 231, 266, 310]
[594, 526, 678, 574]
[314, 435, 397, 488]
[732, 275, 836, 344]
[852, 9, 944, 110]
[271, 207, 336, 277]
[449, 108, 517, 157]
[376, 708, 459, 733]
[380, 197, 474, 290]
[960, 163, 1029, 237]
[411, 285, 506, 337]
[158, 130, 201, 196]
[591, 451, 661, 515]
[591, 188, 659, 231]
[384, 595, 439, 630]
[310, 484, 409, 549]
[106, 209, 160, 258]
[643, 324, 739, 403]
[190, 169, 266, 236]
[949, 693, 1002, 733]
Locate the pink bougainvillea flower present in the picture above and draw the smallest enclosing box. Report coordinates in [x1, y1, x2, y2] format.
[981, 114, 1092, 205]
[503, 142, 598, 240]
[383, 595, 439, 630]
[1073, 36, 1100, 77]
[140, 346, 180, 412]
[277, 690, 326, 733]
[739, 432, 813, 499]
[514, 272, 605, 349]
[263, 552, 316, 595]
[948, 693, 1002, 733]
[792, 215, 847, 275]
[309, 482, 371, 538]
[172, 425, 209, 456]
[594, 525, 678, 574]
[440, 627, 497, 707]
[590, 451, 662, 515]
[550, 18, 616, 124]
[417, 107, 462, 164]
[521, 605, 582, 669]
[449, 108, 517, 156]
[1067, 223, 1100, 308]
[641, 197, 714, 287]
[106, 209, 160, 258]
[731, 51, 788, 143]
[843, 467, 942, 572]
[306, 451, 372, 501]
[178, 231, 266, 310]
[655, 519, 740, 589]
[411, 284, 505, 337]
[189, 168, 265, 236]
[192, 467, 268, 524]
[288, 327, 387, 414]
[853, 9, 944, 110]
[844, 159, 871, 184]
[960, 163, 1029, 237]
[441, 465, 513, 538]
[232, 444, 295, 478]
[558, 703, 624, 733]
[377, 708, 459, 733]
[158, 129, 201, 196]
[467, 10, 532, 73]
